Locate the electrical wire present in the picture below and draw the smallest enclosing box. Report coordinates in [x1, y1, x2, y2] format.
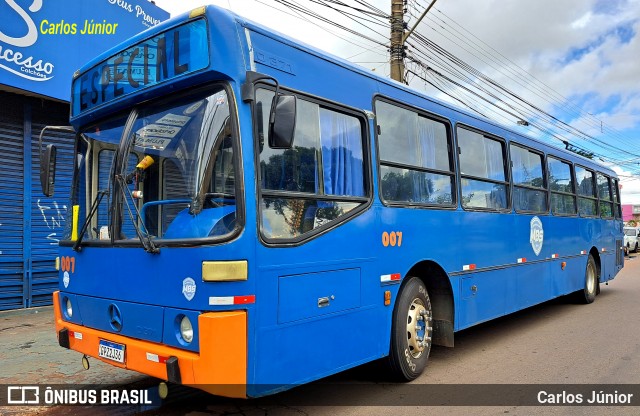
[255, 0, 640, 175]
[428, 4, 633, 143]
[411, 0, 638, 149]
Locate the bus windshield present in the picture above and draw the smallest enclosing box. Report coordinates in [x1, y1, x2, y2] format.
[70, 86, 238, 245]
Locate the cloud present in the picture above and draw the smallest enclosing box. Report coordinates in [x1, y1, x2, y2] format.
[612, 166, 640, 204]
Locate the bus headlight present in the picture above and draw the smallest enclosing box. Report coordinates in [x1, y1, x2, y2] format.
[65, 298, 73, 318]
[179, 316, 193, 344]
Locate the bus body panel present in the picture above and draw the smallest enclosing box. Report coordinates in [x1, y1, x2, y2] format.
[53, 291, 248, 398]
[57, 240, 256, 311]
[252, 208, 386, 389]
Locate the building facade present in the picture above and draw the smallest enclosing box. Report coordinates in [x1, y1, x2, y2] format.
[0, 0, 169, 310]
[622, 204, 640, 223]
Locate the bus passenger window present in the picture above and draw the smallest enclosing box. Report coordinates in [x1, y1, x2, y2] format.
[548, 157, 576, 215]
[575, 166, 597, 217]
[375, 100, 455, 206]
[457, 127, 508, 210]
[597, 173, 613, 218]
[260, 97, 322, 194]
[510, 144, 547, 213]
[613, 178, 622, 218]
[255, 88, 367, 240]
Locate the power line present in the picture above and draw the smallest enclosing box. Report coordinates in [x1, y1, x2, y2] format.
[255, 0, 640, 175]
[273, 0, 389, 46]
[316, 0, 390, 18]
[408, 30, 635, 152]
[310, 0, 390, 29]
[409, 0, 638, 150]
[424, 7, 639, 150]
[408, 53, 640, 173]
[252, 0, 384, 50]
[406, 29, 640, 160]
[428, 4, 631, 141]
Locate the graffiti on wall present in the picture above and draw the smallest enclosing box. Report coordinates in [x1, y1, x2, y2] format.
[37, 199, 67, 245]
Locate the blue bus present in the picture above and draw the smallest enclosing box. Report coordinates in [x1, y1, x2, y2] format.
[41, 5, 624, 398]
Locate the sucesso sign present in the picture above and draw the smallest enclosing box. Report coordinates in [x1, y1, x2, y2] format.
[0, 0, 169, 101]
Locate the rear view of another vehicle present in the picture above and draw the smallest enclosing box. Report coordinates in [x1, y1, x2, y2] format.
[623, 227, 640, 254]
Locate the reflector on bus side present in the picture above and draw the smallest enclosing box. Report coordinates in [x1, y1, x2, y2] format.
[202, 260, 248, 282]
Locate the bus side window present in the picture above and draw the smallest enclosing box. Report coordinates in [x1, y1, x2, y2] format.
[510, 143, 547, 213]
[457, 127, 509, 210]
[612, 178, 622, 218]
[597, 172, 613, 219]
[255, 88, 368, 240]
[375, 100, 455, 206]
[548, 156, 577, 215]
[575, 166, 597, 217]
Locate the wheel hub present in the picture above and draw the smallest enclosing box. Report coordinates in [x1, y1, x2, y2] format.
[407, 298, 432, 358]
[586, 261, 596, 294]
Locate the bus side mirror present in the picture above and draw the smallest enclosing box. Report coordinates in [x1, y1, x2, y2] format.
[269, 95, 296, 149]
[40, 144, 57, 197]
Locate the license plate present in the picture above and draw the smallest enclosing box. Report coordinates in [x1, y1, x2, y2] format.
[98, 340, 125, 363]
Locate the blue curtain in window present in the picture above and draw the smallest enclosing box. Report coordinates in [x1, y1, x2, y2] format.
[319, 109, 364, 196]
[412, 118, 437, 202]
[511, 148, 525, 184]
[484, 139, 506, 208]
[484, 139, 503, 181]
[418, 118, 437, 169]
[511, 147, 525, 209]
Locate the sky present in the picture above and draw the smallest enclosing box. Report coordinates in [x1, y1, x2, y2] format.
[152, 0, 640, 204]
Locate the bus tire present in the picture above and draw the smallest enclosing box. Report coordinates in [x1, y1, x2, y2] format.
[387, 276, 432, 381]
[578, 255, 598, 304]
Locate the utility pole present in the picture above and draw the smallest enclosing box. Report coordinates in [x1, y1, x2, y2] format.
[389, 0, 405, 82]
[390, 0, 439, 83]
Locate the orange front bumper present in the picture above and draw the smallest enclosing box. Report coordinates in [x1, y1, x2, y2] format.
[53, 291, 247, 398]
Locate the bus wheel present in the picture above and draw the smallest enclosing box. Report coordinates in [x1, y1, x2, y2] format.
[578, 255, 598, 304]
[387, 276, 432, 381]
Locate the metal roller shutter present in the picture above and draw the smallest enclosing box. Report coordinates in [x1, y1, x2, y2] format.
[0, 95, 25, 310]
[30, 101, 75, 307]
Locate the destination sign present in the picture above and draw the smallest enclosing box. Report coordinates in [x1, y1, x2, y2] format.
[71, 18, 209, 117]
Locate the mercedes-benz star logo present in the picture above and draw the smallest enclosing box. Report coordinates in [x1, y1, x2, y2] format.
[108, 304, 123, 332]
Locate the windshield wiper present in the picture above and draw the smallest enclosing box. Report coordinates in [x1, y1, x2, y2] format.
[115, 174, 160, 254]
[73, 189, 109, 252]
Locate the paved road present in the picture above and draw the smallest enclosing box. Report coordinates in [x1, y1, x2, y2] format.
[2, 254, 639, 415]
